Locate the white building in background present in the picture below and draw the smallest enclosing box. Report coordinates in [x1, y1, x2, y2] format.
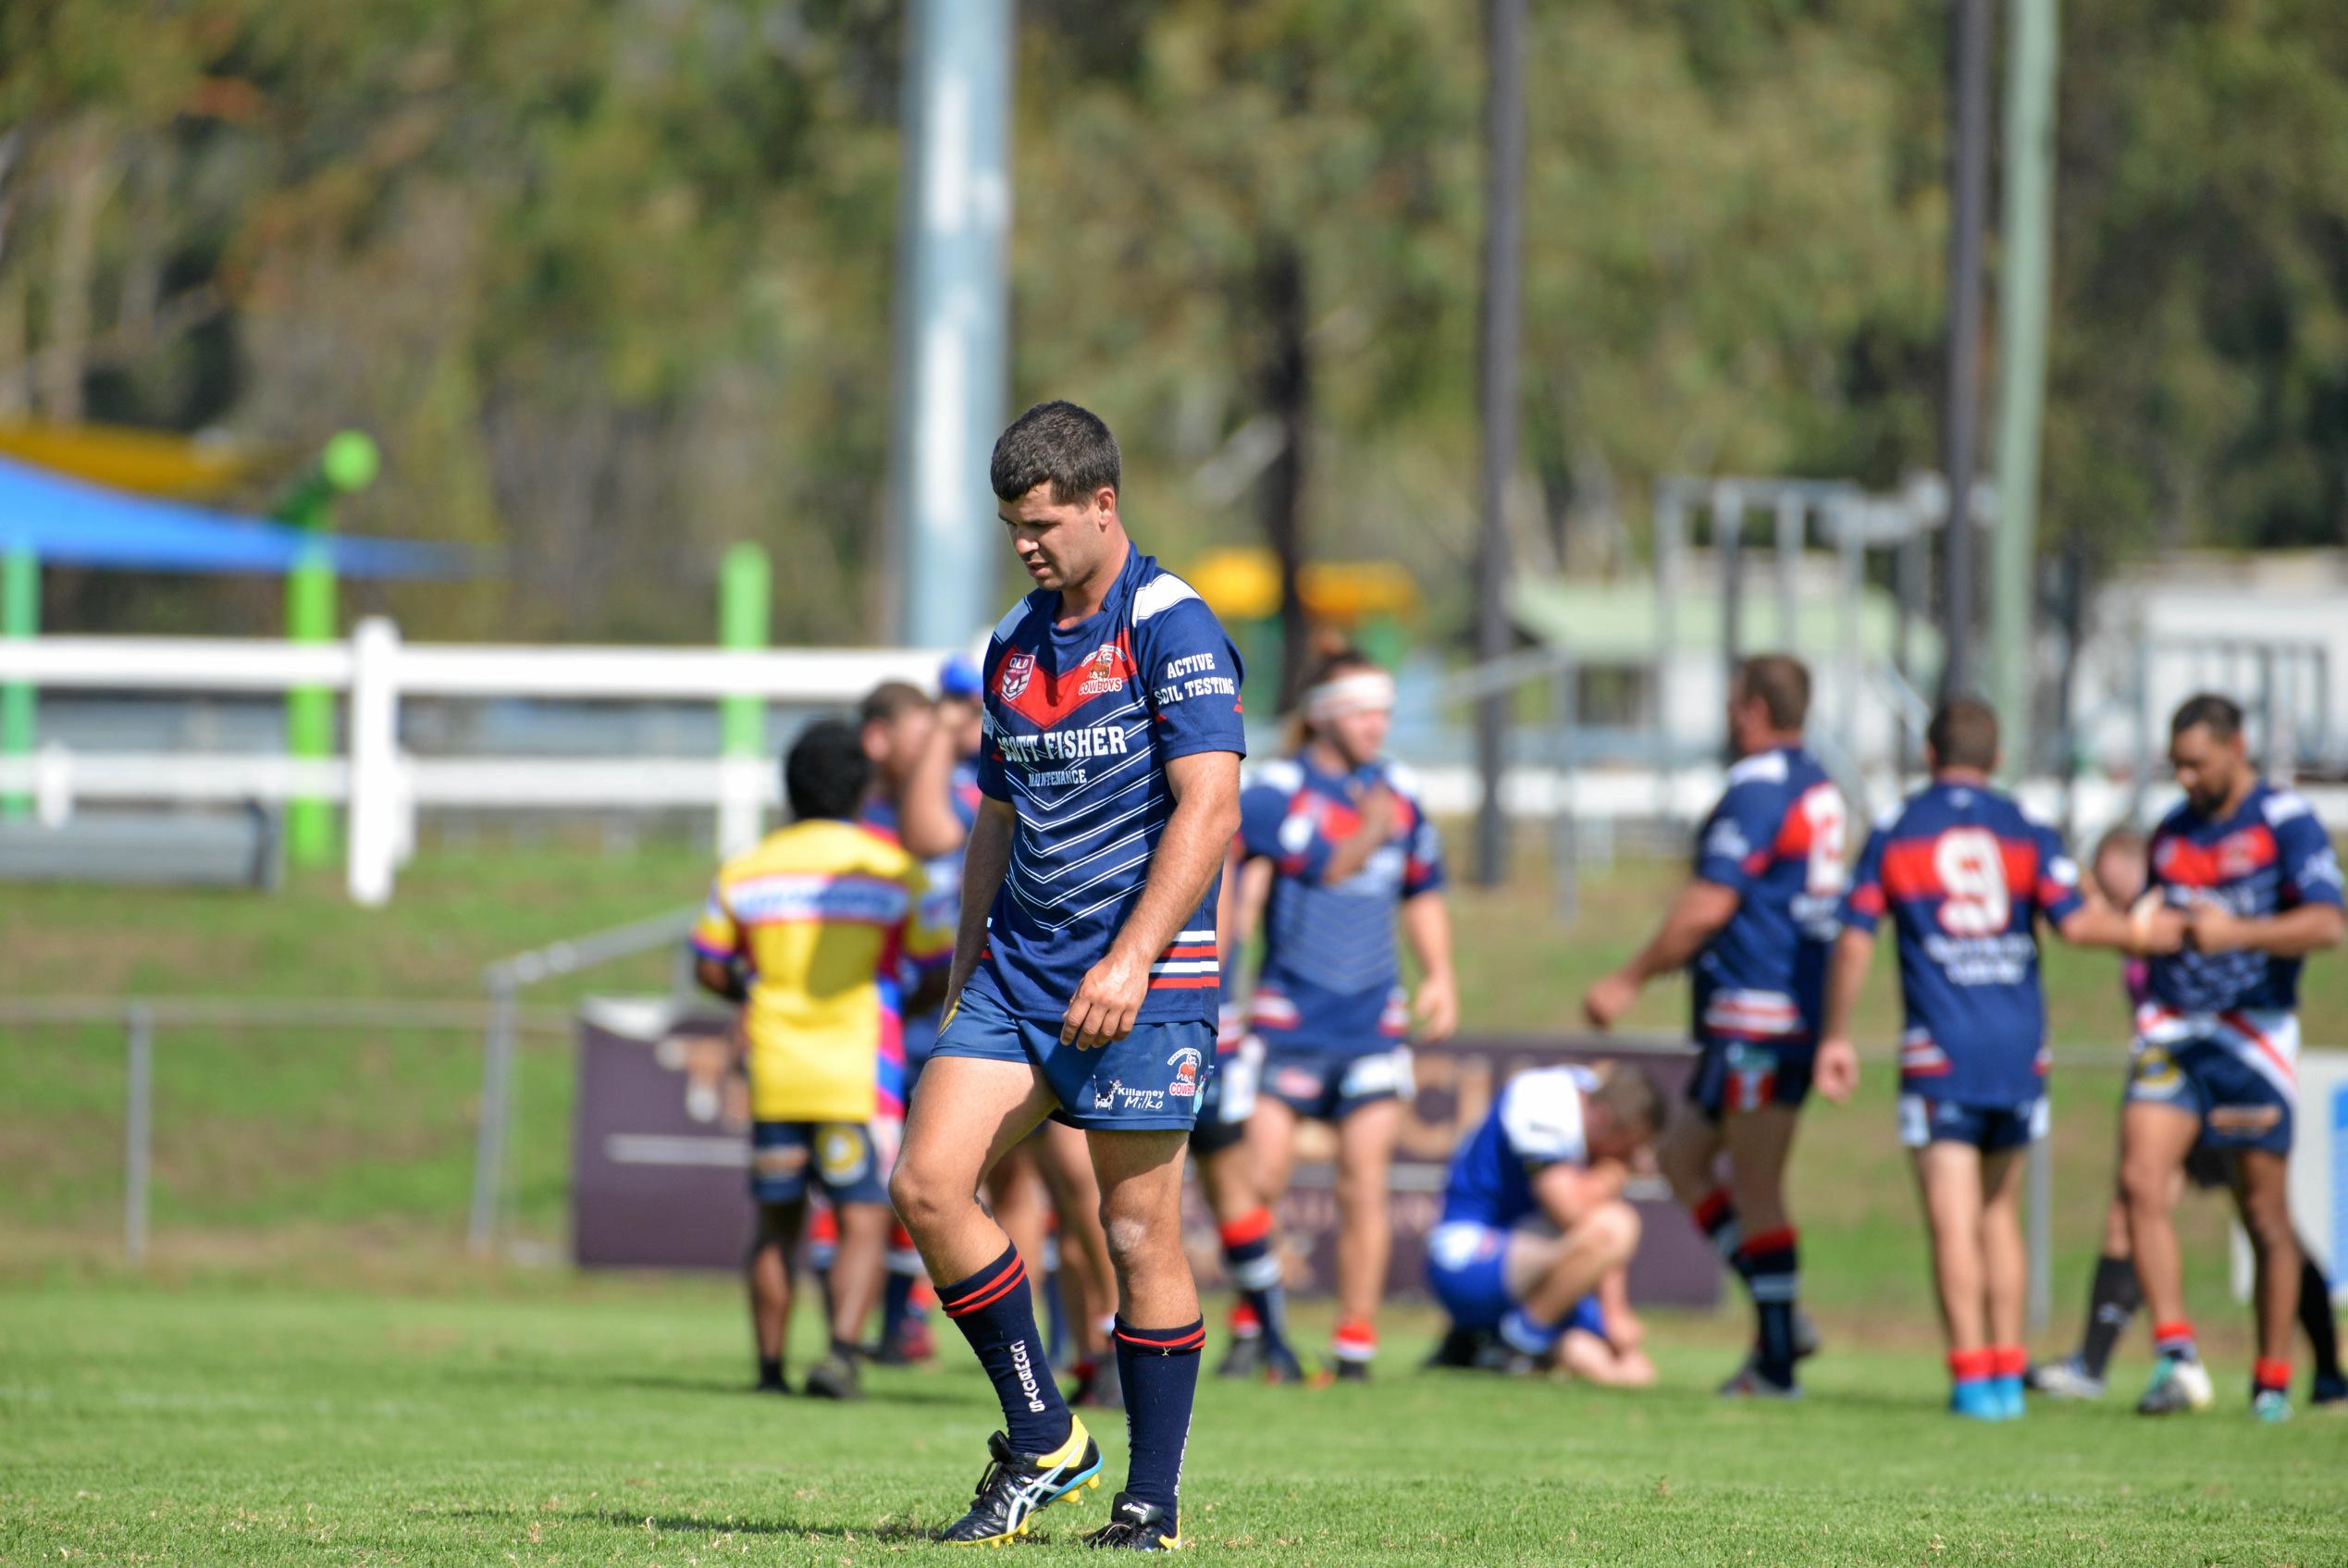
[1507, 552, 1940, 773]
[2071, 550, 2348, 781]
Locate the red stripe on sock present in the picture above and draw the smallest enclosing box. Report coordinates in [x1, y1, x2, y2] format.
[1218, 1206, 1275, 1248]
[1738, 1226, 1798, 1258]
[1333, 1318, 1377, 1350]
[1228, 1301, 1261, 1335]
[1947, 1349, 1993, 1382]
[1691, 1188, 1733, 1230]
[1990, 1345, 2027, 1378]
[1115, 1324, 1207, 1352]
[2153, 1319, 2194, 1347]
[2255, 1357, 2292, 1390]
[942, 1256, 1027, 1317]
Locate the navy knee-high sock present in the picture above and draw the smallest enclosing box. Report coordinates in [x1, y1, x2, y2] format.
[939, 1243, 1071, 1454]
[1692, 1188, 1757, 1296]
[1113, 1316, 1205, 1531]
[1217, 1207, 1291, 1354]
[1740, 1227, 1799, 1387]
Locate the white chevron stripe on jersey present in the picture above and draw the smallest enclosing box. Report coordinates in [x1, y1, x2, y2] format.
[1007, 752, 1156, 826]
[1004, 846, 1158, 931]
[1013, 784, 1169, 859]
[1131, 573, 1203, 622]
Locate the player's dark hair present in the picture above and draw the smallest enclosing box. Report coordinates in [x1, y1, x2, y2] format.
[1590, 1064, 1667, 1142]
[990, 400, 1121, 503]
[1926, 697, 1999, 772]
[785, 718, 872, 821]
[859, 679, 932, 727]
[1735, 654, 1810, 731]
[2170, 691, 2243, 743]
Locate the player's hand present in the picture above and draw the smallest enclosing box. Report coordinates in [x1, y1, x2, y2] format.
[1582, 970, 1637, 1031]
[1412, 971, 1460, 1043]
[1354, 782, 1399, 839]
[2129, 894, 2188, 956]
[1062, 949, 1147, 1049]
[2184, 904, 2244, 955]
[1813, 1036, 1860, 1104]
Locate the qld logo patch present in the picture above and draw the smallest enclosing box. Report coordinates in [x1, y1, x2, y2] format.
[999, 650, 1036, 699]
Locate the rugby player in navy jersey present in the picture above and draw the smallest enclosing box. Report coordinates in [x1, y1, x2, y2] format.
[1815, 698, 2149, 1419]
[888, 401, 1244, 1549]
[1581, 654, 1844, 1396]
[1233, 648, 1456, 1379]
[2117, 694, 2343, 1420]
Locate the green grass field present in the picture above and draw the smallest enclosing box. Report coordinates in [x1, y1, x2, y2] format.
[4, 1280, 2344, 1567]
[5, 833, 2346, 1563]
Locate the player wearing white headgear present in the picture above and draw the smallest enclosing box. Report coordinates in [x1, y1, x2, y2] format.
[1230, 647, 1457, 1379]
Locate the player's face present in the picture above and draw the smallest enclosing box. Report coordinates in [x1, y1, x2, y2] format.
[865, 707, 937, 787]
[999, 483, 1113, 592]
[2093, 843, 2146, 907]
[1724, 687, 1771, 758]
[2169, 723, 2245, 815]
[1326, 703, 1390, 768]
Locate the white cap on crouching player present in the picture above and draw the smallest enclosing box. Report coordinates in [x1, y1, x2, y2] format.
[1304, 669, 1396, 723]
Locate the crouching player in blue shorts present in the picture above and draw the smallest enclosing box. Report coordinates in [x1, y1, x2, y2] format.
[1815, 698, 2144, 1419]
[887, 401, 1244, 1549]
[1583, 654, 1844, 1396]
[2119, 693, 2343, 1421]
[1426, 1064, 1666, 1377]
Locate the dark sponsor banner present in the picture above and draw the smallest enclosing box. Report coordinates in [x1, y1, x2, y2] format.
[571, 1003, 1718, 1306]
[571, 1001, 748, 1270]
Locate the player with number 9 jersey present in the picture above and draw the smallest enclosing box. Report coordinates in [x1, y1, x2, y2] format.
[1839, 783, 2087, 1142]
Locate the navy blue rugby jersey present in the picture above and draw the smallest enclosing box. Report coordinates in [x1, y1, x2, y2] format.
[968, 548, 1246, 1024]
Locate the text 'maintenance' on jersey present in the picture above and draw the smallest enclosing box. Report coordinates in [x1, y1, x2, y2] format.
[970, 549, 1247, 1025]
[1439, 1066, 1598, 1232]
[691, 817, 954, 1123]
[1840, 781, 2084, 1105]
[1690, 746, 1848, 1042]
[1237, 752, 1446, 1049]
[2145, 780, 2344, 1016]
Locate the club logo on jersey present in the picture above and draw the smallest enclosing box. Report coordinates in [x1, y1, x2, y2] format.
[2218, 830, 2267, 879]
[999, 650, 1036, 699]
[1167, 1045, 1203, 1097]
[1078, 641, 1129, 696]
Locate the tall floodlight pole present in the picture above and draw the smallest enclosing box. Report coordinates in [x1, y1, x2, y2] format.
[1474, 0, 1527, 887]
[1991, 0, 2058, 773]
[891, 0, 1013, 648]
[1941, 0, 1993, 699]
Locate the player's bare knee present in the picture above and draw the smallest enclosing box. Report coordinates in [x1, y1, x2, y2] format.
[887, 1160, 948, 1236]
[1588, 1200, 1641, 1266]
[2118, 1152, 2170, 1215]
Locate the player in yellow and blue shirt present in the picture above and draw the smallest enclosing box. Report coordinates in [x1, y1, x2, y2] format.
[690, 719, 951, 1402]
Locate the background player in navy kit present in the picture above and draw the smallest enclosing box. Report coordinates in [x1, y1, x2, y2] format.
[1425, 1064, 1665, 1377]
[1235, 648, 1457, 1379]
[2030, 826, 2347, 1407]
[1581, 654, 1844, 1396]
[2119, 693, 2343, 1421]
[1815, 698, 2146, 1419]
[887, 401, 1243, 1549]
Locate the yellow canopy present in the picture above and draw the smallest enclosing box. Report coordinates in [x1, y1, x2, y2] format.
[1187, 546, 1419, 624]
[0, 423, 266, 500]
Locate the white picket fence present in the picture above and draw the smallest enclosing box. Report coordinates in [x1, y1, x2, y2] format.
[0, 621, 947, 904]
[6, 623, 2348, 907]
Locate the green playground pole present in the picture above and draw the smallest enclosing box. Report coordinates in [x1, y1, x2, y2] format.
[720, 541, 772, 759]
[282, 431, 380, 869]
[2, 542, 36, 821]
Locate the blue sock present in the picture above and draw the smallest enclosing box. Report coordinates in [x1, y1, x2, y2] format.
[1499, 1305, 1563, 1358]
[939, 1243, 1071, 1454]
[1114, 1316, 1205, 1532]
[882, 1268, 916, 1346]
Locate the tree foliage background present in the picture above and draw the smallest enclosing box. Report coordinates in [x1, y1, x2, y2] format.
[2, 0, 2343, 643]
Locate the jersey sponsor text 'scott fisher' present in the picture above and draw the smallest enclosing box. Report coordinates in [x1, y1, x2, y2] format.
[967, 549, 1247, 1026]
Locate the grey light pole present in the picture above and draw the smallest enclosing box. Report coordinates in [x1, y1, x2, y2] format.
[890, 0, 1014, 648]
[1474, 0, 1527, 886]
